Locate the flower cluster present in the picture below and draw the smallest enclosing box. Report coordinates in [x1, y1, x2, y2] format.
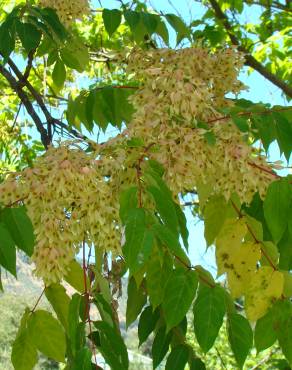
[38, 0, 90, 26]
[0, 145, 122, 283]
[126, 47, 274, 203]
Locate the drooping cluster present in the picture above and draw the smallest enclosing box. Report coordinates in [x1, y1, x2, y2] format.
[126, 47, 275, 203]
[0, 144, 123, 283]
[38, 0, 90, 26]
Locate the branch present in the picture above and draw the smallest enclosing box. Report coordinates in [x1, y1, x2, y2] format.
[207, 0, 292, 98]
[0, 64, 50, 148]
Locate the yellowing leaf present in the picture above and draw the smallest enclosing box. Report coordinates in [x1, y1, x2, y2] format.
[215, 218, 247, 276]
[227, 242, 261, 298]
[245, 267, 284, 321]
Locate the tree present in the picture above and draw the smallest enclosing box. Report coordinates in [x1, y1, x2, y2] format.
[0, 0, 291, 369]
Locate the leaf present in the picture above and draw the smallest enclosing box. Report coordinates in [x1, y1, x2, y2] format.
[190, 357, 206, 370]
[138, 306, 159, 346]
[193, 284, 226, 353]
[72, 347, 92, 370]
[254, 309, 277, 353]
[102, 9, 122, 36]
[64, 259, 87, 293]
[124, 10, 140, 31]
[0, 222, 16, 276]
[152, 326, 172, 368]
[155, 19, 169, 44]
[141, 13, 159, 35]
[68, 293, 84, 355]
[12, 310, 38, 370]
[45, 283, 70, 332]
[245, 267, 284, 321]
[165, 344, 189, 370]
[146, 249, 171, 309]
[147, 185, 179, 234]
[204, 195, 229, 246]
[1, 206, 35, 256]
[153, 224, 190, 265]
[94, 321, 129, 370]
[227, 313, 253, 369]
[0, 19, 16, 59]
[276, 310, 292, 365]
[123, 208, 154, 273]
[60, 38, 89, 73]
[164, 13, 190, 43]
[119, 186, 138, 224]
[162, 269, 198, 331]
[263, 178, 291, 243]
[126, 277, 147, 328]
[28, 310, 66, 362]
[16, 21, 41, 53]
[273, 112, 292, 161]
[52, 59, 66, 88]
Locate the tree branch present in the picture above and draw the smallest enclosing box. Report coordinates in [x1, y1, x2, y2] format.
[0, 64, 50, 148]
[207, 0, 292, 98]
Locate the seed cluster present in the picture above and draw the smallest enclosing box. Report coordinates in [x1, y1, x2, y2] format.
[38, 0, 90, 26]
[127, 47, 274, 202]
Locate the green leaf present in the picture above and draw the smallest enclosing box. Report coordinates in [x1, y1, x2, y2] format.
[45, 283, 70, 332]
[1, 206, 34, 256]
[0, 222, 16, 276]
[138, 306, 159, 346]
[278, 228, 292, 270]
[232, 115, 249, 132]
[155, 19, 169, 44]
[52, 59, 66, 88]
[28, 310, 66, 362]
[126, 277, 147, 328]
[146, 249, 172, 309]
[152, 224, 190, 265]
[273, 112, 292, 161]
[68, 293, 84, 356]
[254, 309, 277, 353]
[203, 195, 228, 246]
[124, 208, 154, 273]
[141, 13, 159, 35]
[16, 21, 41, 53]
[72, 347, 92, 370]
[119, 186, 138, 224]
[164, 13, 190, 44]
[193, 284, 226, 353]
[227, 313, 253, 369]
[263, 178, 291, 243]
[60, 38, 89, 73]
[165, 344, 189, 370]
[162, 269, 198, 331]
[190, 357, 206, 370]
[12, 310, 38, 370]
[277, 315, 292, 365]
[147, 185, 179, 235]
[174, 202, 189, 250]
[64, 259, 87, 293]
[102, 9, 122, 36]
[0, 19, 16, 59]
[124, 10, 140, 31]
[152, 326, 172, 368]
[94, 321, 129, 370]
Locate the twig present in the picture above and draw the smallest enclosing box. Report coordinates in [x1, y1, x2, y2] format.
[31, 288, 45, 313]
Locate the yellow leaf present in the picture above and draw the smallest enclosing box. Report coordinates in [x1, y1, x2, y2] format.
[216, 218, 247, 276]
[245, 267, 284, 321]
